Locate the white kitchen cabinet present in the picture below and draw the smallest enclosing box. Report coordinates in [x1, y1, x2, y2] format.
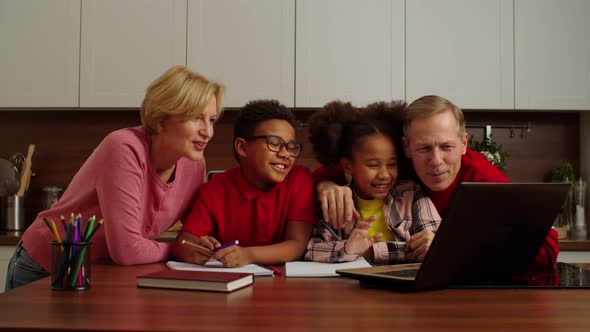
[187, 0, 295, 107]
[406, 0, 514, 109]
[80, 0, 187, 108]
[295, 0, 404, 107]
[515, 0, 590, 110]
[0, 0, 80, 108]
[0, 246, 16, 293]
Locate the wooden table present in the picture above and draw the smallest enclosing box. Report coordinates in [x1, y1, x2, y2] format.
[1, 263, 590, 331]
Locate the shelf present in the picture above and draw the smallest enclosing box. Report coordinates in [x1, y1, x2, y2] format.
[559, 240, 590, 251]
[0, 223, 181, 246]
[0, 231, 23, 246]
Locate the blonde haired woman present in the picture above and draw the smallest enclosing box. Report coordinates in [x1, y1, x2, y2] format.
[6, 66, 224, 291]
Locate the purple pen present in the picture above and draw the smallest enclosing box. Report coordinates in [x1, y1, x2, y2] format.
[213, 240, 239, 252]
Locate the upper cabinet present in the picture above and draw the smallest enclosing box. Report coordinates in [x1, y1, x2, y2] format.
[295, 0, 404, 107]
[0, 0, 80, 107]
[406, 0, 514, 109]
[515, 0, 590, 110]
[2, 0, 589, 111]
[187, 0, 294, 108]
[80, 0, 187, 107]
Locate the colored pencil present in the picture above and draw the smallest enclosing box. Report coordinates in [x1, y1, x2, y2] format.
[86, 219, 103, 240]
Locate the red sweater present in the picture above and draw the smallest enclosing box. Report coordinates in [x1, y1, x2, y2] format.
[312, 148, 559, 267]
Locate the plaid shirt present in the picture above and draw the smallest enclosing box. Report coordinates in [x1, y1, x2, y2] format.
[304, 180, 441, 264]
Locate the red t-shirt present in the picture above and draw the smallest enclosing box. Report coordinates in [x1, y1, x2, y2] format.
[311, 148, 559, 267]
[427, 148, 509, 216]
[182, 165, 317, 246]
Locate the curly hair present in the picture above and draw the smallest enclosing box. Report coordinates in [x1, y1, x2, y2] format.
[233, 99, 299, 161]
[309, 100, 413, 179]
[364, 101, 414, 179]
[308, 101, 360, 167]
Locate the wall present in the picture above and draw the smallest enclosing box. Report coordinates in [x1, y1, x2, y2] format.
[0, 109, 580, 228]
[464, 111, 579, 181]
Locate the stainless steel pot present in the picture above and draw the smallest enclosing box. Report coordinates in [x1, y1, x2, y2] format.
[0, 158, 20, 197]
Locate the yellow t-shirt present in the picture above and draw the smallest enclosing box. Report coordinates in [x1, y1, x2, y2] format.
[355, 194, 394, 242]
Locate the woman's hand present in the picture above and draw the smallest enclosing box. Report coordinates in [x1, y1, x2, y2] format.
[317, 181, 360, 229]
[406, 229, 435, 262]
[214, 245, 253, 268]
[344, 216, 380, 256]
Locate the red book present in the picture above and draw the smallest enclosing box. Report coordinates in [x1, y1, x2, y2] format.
[137, 269, 253, 293]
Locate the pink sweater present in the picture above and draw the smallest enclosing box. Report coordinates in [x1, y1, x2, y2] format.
[22, 127, 205, 270]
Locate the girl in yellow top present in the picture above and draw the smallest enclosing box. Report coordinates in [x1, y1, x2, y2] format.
[304, 101, 441, 264]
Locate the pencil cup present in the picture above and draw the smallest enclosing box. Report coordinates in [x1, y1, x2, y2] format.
[50, 241, 91, 291]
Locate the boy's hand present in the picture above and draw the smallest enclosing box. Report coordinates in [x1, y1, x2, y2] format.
[405, 230, 435, 262]
[214, 245, 252, 268]
[172, 231, 221, 265]
[344, 216, 380, 256]
[180, 235, 220, 265]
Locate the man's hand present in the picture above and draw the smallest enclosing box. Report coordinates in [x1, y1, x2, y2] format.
[406, 230, 435, 262]
[317, 181, 360, 229]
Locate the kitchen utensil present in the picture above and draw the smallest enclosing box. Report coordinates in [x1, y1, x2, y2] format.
[16, 144, 35, 196]
[1, 195, 25, 231]
[8, 153, 25, 173]
[42, 186, 63, 210]
[572, 178, 587, 240]
[0, 158, 20, 196]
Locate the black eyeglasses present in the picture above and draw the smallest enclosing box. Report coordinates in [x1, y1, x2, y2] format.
[247, 135, 303, 157]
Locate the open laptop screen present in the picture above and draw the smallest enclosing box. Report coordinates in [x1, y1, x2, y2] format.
[337, 182, 572, 290]
[413, 182, 571, 288]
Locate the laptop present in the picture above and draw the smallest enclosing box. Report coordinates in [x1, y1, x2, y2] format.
[336, 182, 573, 291]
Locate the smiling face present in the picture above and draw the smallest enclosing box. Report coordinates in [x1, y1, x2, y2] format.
[158, 96, 218, 162]
[236, 119, 297, 191]
[342, 133, 398, 200]
[403, 109, 467, 192]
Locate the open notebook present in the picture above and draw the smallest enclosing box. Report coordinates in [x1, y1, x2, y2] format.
[166, 260, 274, 277]
[286, 257, 371, 277]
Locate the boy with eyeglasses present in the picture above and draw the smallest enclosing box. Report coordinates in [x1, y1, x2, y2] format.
[171, 100, 317, 267]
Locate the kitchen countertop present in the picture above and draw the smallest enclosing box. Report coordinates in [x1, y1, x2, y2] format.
[0, 231, 22, 246]
[0, 230, 177, 246]
[2, 230, 590, 250]
[557, 239, 590, 251]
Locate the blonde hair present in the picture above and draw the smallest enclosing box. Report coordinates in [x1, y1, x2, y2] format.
[140, 66, 225, 135]
[404, 95, 465, 138]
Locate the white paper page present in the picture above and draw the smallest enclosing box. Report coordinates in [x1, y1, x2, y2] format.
[285, 257, 372, 277]
[166, 260, 274, 277]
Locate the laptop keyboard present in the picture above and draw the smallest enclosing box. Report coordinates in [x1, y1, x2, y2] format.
[376, 269, 418, 279]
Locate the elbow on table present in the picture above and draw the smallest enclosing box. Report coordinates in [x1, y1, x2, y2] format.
[110, 246, 164, 265]
[110, 251, 140, 265]
[106, 236, 170, 265]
